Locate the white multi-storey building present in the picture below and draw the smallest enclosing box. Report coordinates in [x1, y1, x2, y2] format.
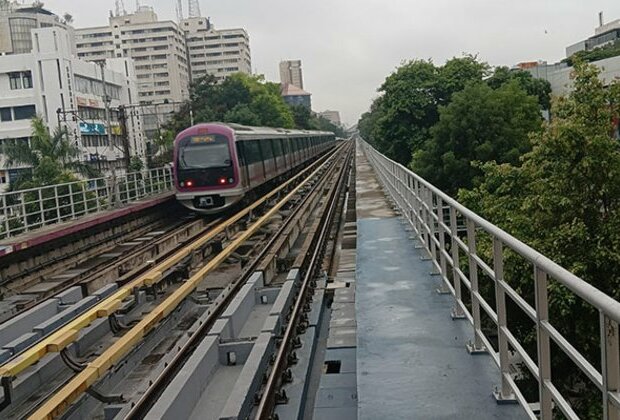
[75, 6, 190, 106]
[0, 24, 144, 186]
[181, 16, 251, 83]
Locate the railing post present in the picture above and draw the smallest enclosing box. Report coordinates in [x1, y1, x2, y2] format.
[492, 237, 516, 403]
[38, 189, 45, 226]
[20, 191, 28, 232]
[601, 311, 620, 420]
[450, 206, 465, 319]
[466, 218, 486, 354]
[534, 266, 553, 418]
[54, 186, 61, 222]
[436, 196, 450, 293]
[2, 194, 9, 238]
[69, 183, 75, 219]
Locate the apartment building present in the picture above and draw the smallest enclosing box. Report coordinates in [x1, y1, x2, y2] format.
[0, 24, 144, 186]
[279, 60, 303, 89]
[182, 16, 252, 82]
[75, 6, 190, 106]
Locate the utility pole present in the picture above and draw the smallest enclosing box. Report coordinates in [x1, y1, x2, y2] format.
[118, 105, 131, 169]
[99, 62, 120, 206]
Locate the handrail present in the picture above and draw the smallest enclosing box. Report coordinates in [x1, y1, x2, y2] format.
[360, 138, 620, 420]
[0, 167, 174, 241]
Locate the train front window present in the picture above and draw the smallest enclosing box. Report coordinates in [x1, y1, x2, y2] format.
[178, 134, 231, 169]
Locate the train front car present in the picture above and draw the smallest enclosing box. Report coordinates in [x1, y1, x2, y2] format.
[174, 123, 244, 214]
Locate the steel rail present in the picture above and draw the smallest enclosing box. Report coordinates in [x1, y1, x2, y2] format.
[255, 141, 353, 419]
[0, 147, 337, 382]
[122, 142, 348, 420]
[27, 144, 345, 420]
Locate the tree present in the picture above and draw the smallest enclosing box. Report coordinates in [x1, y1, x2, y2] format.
[357, 55, 489, 165]
[459, 60, 620, 417]
[3, 116, 97, 188]
[289, 105, 318, 130]
[411, 81, 542, 194]
[486, 66, 552, 110]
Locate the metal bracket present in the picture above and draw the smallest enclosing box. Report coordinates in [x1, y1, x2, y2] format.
[85, 386, 125, 404]
[466, 341, 488, 355]
[493, 388, 518, 405]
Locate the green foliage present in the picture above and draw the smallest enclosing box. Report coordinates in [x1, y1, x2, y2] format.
[411, 81, 542, 194]
[486, 66, 552, 110]
[289, 105, 319, 130]
[3, 116, 98, 189]
[358, 55, 489, 165]
[564, 41, 620, 66]
[164, 73, 295, 137]
[459, 60, 620, 416]
[128, 156, 144, 172]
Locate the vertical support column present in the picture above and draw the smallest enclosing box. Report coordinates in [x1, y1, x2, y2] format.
[534, 266, 552, 419]
[601, 311, 620, 420]
[466, 218, 486, 354]
[450, 206, 465, 319]
[492, 237, 516, 403]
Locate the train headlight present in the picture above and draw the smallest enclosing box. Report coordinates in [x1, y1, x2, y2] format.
[186, 180, 194, 187]
[218, 177, 227, 185]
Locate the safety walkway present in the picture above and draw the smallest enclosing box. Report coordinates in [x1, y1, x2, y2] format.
[355, 145, 526, 419]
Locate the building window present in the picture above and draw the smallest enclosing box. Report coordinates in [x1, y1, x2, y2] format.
[22, 71, 32, 88]
[9, 72, 21, 89]
[0, 107, 12, 122]
[13, 105, 36, 120]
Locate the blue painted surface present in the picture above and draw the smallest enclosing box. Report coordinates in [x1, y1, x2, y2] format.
[356, 217, 526, 420]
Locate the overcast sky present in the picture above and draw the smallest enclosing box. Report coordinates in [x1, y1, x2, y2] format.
[41, 0, 620, 125]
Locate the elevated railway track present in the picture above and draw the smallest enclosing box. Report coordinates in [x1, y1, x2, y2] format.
[0, 140, 352, 420]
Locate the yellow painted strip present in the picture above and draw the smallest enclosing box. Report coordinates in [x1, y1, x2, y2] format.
[0, 145, 339, 380]
[28, 144, 343, 420]
[95, 299, 123, 317]
[46, 330, 78, 353]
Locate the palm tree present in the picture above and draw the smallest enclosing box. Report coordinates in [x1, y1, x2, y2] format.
[4, 116, 98, 185]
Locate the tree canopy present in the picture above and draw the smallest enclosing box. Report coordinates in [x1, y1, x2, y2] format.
[3, 116, 97, 189]
[358, 55, 489, 165]
[459, 61, 620, 417]
[411, 81, 542, 194]
[486, 66, 552, 110]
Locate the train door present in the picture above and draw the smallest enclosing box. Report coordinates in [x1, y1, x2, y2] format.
[236, 142, 250, 190]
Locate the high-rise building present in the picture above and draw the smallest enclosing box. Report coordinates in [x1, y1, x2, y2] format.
[319, 110, 341, 126]
[0, 23, 144, 187]
[181, 16, 251, 83]
[279, 60, 303, 89]
[75, 6, 190, 106]
[0, 4, 76, 55]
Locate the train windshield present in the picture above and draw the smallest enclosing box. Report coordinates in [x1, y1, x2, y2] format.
[178, 134, 232, 169]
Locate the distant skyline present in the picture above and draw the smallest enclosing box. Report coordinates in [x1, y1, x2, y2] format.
[39, 0, 620, 125]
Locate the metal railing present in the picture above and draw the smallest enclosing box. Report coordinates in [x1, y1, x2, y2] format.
[0, 167, 174, 240]
[360, 138, 620, 420]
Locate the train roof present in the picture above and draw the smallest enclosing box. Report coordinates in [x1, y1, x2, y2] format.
[223, 123, 334, 140]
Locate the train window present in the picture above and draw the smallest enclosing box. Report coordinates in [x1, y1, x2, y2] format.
[282, 138, 290, 155]
[244, 140, 262, 164]
[261, 140, 274, 159]
[177, 134, 231, 169]
[272, 138, 283, 157]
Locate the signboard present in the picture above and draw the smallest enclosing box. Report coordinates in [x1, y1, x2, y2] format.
[76, 97, 88, 106]
[110, 125, 123, 135]
[88, 99, 99, 107]
[79, 122, 106, 135]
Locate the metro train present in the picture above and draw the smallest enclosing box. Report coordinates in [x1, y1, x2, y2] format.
[173, 123, 336, 214]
